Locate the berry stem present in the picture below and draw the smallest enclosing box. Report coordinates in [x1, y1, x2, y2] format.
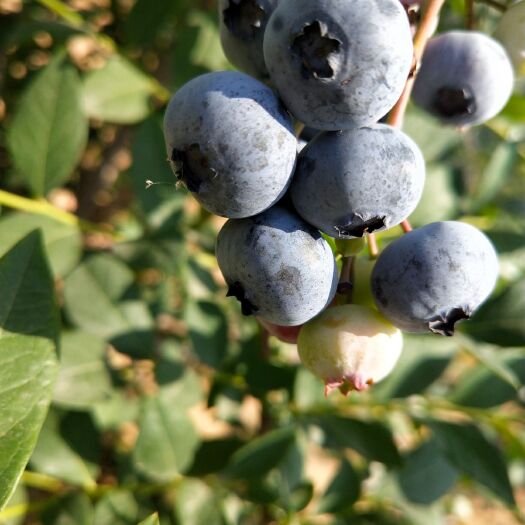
[387, 0, 447, 129]
[400, 220, 413, 233]
[294, 121, 305, 137]
[367, 234, 379, 260]
[466, 0, 476, 29]
[388, 0, 446, 235]
[337, 255, 355, 303]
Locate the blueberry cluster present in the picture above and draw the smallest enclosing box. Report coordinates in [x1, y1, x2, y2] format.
[163, 0, 514, 368]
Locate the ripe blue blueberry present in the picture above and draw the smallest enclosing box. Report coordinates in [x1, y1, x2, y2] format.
[163, 71, 297, 218]
[412, 31, 514, 127]
[219, 0, 279, 79]
[216, 206, 338, 326]
[263, 0, 413, 130]
[371, 221, 499, 335]
[290, 125, 425, 239]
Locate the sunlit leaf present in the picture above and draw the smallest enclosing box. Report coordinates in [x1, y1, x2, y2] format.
[7, 54, 87, 195]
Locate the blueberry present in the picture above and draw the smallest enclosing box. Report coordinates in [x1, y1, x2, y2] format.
[219, 0, 279, 79]
[263, 0, 413, 130]
[290, 125, 425, 239]
[371, 221, 499, 335]
[163, 71, 297, 218]
[412, 31, 514, 127]
[216, 206, 338, 326]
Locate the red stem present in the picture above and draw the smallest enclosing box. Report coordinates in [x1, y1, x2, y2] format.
[388, 0, 446, 234]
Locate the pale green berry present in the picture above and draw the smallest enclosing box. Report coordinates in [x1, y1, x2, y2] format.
[297, 304, 403, 396]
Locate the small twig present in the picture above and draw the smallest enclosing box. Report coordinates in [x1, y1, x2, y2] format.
[22, 471, 66, 493]
[466, 0, 476, 29]
[388, 0, 446, 234]
[387, 0, 447, 129]
[0, 189, 122, 240]
[367, 234, 379, 260]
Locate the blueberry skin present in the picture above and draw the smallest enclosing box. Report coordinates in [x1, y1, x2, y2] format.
[163, 71, 296, 219]
[371, 221, 499, 335]
[412, 31, 514, 127]
[216, 206, 338, 326]
[219, 0, 279, 80]
[290, 125, 425, 239]
[263, 0, 413, 130]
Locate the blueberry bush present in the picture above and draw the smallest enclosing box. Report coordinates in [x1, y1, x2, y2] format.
[0, 0, 525, 524]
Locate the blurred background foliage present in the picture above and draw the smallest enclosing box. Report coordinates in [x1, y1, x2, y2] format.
[0, 0, 525, 524]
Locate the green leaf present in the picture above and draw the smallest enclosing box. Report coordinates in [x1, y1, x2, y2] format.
[0, 231, 60, 509]
[428, 420, 515, 506]
[0, 213, 81, 278]
[0, 230, 59, 343]
[137, 514, 159, 525]
[125, 0, 186, 46]
[462, 279, 525, 346]
[224, 426, 297, 479]
[315, 416, 401, 466]
[404, 105, 461, 162]
[188, 438, 244, 476]
[30, 410, 97, 488]
[293, 368, 328, 409]
[317, 458, 361, 514]
[172, 479, 222, 525]
[157, 351, 204, 409]
[238, 333, 296, 394]
[500, 93, 525, 122]
[7, 53, 87, 196]
[42, 492, 94, 525]
[93, 491, 138, 525]
[92, 391, 140, 431]
[63, 254, 154, 357]
[185, 300, 228, 368]
[409, 164, 459, 227]
[462, 341, 521, 390]
[372, 334, 457, 400]
[171, 10, 231, 88]
[470, 143, 517, 211]
[128, 116, 178, 215]
[133, 393, 200, 481]
[397, 438, 458, 505]
[487, 229, 525, 254]
[277, 437, 311, 512]
[0, 483, 27, 525]
[82, 55, 156, 124]
[449, 349, 525, 408]
[52, 331, 112, 409]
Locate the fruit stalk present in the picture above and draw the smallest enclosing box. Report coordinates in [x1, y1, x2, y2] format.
[466, 0, 475, 29]
[337, 255, 355, 303]
[387, 0, 446, 235]
[367, 234, 379, 260]
[387, 0, 447, 129]
[400, 220, 413, 233]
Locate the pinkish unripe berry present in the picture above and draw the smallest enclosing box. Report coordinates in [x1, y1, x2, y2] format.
[297, 305, 403, 396]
